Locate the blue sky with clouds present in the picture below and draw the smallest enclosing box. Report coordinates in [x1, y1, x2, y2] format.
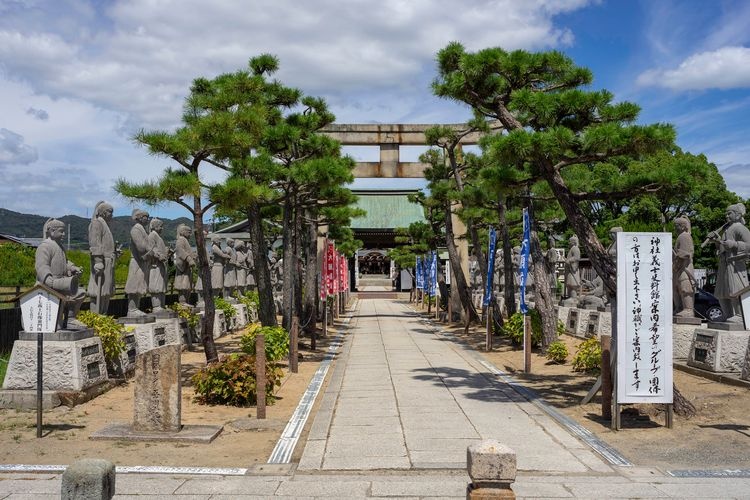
[1, 0, 749, 220]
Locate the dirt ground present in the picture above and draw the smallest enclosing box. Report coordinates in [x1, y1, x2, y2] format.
[2, 302, 749, 471]
[0, 326, 335, 468]
[441, 318, 750, 471]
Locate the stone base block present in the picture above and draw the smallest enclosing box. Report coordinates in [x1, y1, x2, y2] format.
[232, 303, 248, 329]
[214, 310, 226, 338]
[61, 458, 115, 500]
[674, 315, 702, 325]
[90, 423, 223, 443]
[467, 484, 515, 499]
[688, 328, 750, 372]
[2, 337, 108, 391]
[673, 323, 699, 360]
[155, 317, 181, 345]
[708, 321, 746, 331]
[565, 308, 592, 338]
[248, 305, 259, 323]
[19, 328, 94, 342]
[121, 321, 167, 352]
[741, 337, 750, 381]
[0, 390, 61, 409]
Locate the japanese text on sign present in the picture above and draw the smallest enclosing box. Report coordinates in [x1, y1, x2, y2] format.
[616, 232, 673, 404]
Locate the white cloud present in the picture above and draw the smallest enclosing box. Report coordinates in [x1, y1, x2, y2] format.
[637, 46, 750, 91]
[0, 128, 37, 165]
[720, 164, 750, 199]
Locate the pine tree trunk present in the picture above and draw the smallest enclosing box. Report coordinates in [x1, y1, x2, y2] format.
[293, 204, 303, 326]
[303, 208, 318, 337]
[444, 199, 479, 322]
[673, 384, 697, 417]
[281, 196, 294, 331]
[247, 203, 277, 327]
[193, 207, 218, 363]
[527, 204, 557, 348]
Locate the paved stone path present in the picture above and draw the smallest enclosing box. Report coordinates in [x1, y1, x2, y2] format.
[300, 298, 609, 473]
[2, 296, 750, 498]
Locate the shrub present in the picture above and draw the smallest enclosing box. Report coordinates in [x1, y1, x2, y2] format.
[501, 310, 543, 346]
[238, 290, 260, 311]
[214, 296, 237, 320]
[169, 302, 199, 329]
[240, 324, 289, 362]
[546, 340, 569, 363]
[77, 310, 127, 362]
[572, 337, 602, 373]
[191, 354, 283, 406]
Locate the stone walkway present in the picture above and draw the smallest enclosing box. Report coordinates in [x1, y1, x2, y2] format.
[299, 298, 609, 473]
[2, 296, 750, 498]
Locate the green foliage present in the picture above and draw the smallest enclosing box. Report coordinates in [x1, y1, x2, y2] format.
[240, 324, 290, 362]
[545, 340, 569, 363]
[191, 354, 283, 406]
[169, 302, 200, 329]
[235, 290, 260, 313]
[77, 310, 127, 362]
[0, 351, 9, 386]
[501, 309, 545, 347]
[572, 337, 602, 373]
[0, 244, 35, 286]
[214, 296, 237, 320]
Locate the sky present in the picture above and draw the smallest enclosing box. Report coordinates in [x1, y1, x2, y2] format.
[2, 0, 750, 221]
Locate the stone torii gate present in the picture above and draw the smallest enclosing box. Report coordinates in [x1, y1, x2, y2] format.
[320, 123, 493, 318]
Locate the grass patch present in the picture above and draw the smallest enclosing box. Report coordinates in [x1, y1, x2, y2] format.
[0, 351, 10, 386]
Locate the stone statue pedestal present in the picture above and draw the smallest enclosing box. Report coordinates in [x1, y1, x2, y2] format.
[672, 322, 702, 360]
[153, 312, 181, 347]
[119, 317, 167, 353]
[1, 329, 109, 408]
[688, 328, 750, 372]
[232, 303, 248, 330]
[674, 315, 702, 326]
[197, 310, 226, 339]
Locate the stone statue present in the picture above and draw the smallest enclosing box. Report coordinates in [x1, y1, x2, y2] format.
[245, 243, 256, 288]
[124, 209, 153, 317]
[564, 235, 581, 299]
[173, 224, 196, 304]
[36, 218, 86, 328]
[673, 216, 696, 318]
[223, 238, 237, 299]
[713, 203, 750, 323]
[578, 276, 606, 309]
[493, 247, 504, 294]
[86, 201, 116, 315]
[147, 218, 170, 313]
[210, 236, 230, 297]
[235, 241, 247, 295]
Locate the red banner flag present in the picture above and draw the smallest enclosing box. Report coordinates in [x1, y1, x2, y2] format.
[339, 252, 347, 292]
[326, 241, 336, 296]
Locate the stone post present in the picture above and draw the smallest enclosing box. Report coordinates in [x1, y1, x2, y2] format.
[133, 344, 181, 432]
[61, 458, 115, 500]
[466, 440, 516, 499]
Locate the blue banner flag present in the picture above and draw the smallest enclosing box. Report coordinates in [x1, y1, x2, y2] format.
[429, 251, 438, 297]
[519, 209, 531, 314]
[415, 256, 423, 289]
[483, 227, 497, 306]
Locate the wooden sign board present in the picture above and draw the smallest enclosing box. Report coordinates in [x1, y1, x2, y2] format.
[616, 232, 673, 404]
[19, 284, 65, 333]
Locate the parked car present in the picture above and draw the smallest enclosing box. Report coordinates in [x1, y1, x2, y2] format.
[694, 288, 725, 322]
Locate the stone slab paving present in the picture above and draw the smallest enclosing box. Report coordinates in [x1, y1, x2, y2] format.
[299, 298, 609, 473]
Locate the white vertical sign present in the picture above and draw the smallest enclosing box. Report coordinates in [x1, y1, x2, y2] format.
[20, 287, 61, 333]
[616, 232, 673, 404]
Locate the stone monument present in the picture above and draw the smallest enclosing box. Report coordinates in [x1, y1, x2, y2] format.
[90, 344, 222, 443]
[87, 201, 116, 315]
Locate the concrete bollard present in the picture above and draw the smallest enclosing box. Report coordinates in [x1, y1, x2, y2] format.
[466, 440, 516, 499]
[61, 459, 115, 500]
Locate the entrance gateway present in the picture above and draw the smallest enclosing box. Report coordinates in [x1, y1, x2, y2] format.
[321, 123, 484, 300]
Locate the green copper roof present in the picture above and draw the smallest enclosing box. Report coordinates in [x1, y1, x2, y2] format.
[350, 191, 426, 229]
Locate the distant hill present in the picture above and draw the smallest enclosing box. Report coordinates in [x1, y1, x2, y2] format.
[0, 208, 193, 250]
